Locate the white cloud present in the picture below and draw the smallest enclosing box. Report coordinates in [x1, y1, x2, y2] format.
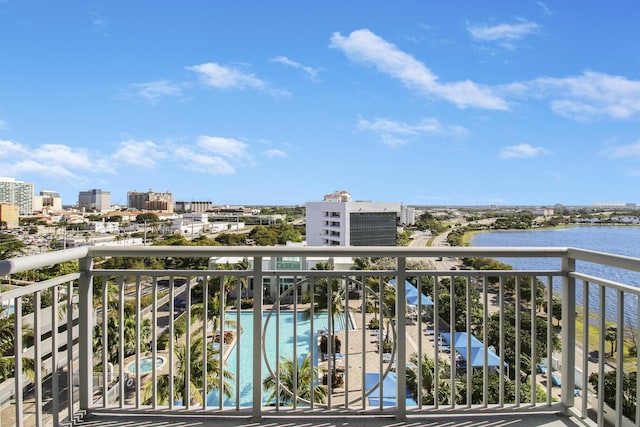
[537, 2, 552, 15]
[264, 149, 287, 158]
[607, 141, 640, 159]
[358, 116, 467, 146]
[330, 29, 508, 110]
[187, 62, 290, 97]
[197, 136, 249, 158]
[187, 62, 266, 90]
[31, 144, 102, 171]
[0, 139, 27, 157]
[112, 139, 166, 167]
[499, 143, 548, 159]
[271, 56, 319, 79]
[467, 19, 540, 48]
[130, 80, 184, 103]
[506, 71, 640, 121]
[0, 140, 112, 182]
[6, 159, 78, 179]
[0, 120, 8, 130]
[174, 147, 236, 175]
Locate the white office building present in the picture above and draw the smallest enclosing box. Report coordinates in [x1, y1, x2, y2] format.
[306, 191, 404, 246]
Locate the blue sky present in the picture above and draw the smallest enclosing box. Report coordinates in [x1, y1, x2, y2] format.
[1, 1, 640, 207]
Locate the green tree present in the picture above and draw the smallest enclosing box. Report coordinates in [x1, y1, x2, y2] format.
[263, 353, 327, 405]
[605, 326, 617, 356]
[351, 257, 372, 271]
[93, 303, 152, 364]
[589, 370, 637, 422]
[0, 232, 26, 260]
[486, 306, 560, 381]
[433, 277, 483, 333]
[0, 316, 35, 382]
[248, 226, 278, 246]
[215, 233, 245, 246]
[143, 334, 233, 405]
[406, 352, 455, 405]
[136, 213, 160, 223]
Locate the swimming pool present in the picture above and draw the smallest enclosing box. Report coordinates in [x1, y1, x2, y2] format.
[206, 311, 345, 407]
[126, 356, 165, 374]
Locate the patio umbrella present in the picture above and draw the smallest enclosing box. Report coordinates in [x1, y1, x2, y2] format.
[466, 347, 504, 367]
[390, 279, 434, 306]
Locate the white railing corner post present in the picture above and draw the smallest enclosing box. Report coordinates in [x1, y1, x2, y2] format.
[252, 256, 264, 422]
[560, 253, 576, 412]
[395, 257, 407, 420]
[78, 253, 94, 411]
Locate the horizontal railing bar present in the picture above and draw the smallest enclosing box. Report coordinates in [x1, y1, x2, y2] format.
[0, 272, 80, 300]
[570, 271, 640, 296]
[86, 245, 571, 259]
[568, 247, 640, 273]
[90, 268, 564, 278]
[0, 246, 88, 275]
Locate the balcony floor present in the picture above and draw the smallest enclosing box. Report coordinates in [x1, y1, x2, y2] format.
[77, 411, 587, 427]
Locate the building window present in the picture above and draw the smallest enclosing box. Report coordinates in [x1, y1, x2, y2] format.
[349, 212, 397, 246]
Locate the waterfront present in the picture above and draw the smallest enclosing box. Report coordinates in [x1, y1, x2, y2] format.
[470, 225, 640, 323]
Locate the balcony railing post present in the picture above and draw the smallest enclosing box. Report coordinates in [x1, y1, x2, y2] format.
[395, 257, 407, 420]
[252, 256, 263, 422]
[560, 253, 576, 413]
[78, 253, 94, 411]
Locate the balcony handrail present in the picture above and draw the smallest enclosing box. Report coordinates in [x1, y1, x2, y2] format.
[0, 246, 88, 276]
[85, 245, 571, 259]
[0, 272, 80, 301]
[2, 245, 640, 425]
[568, 247, 640, 273]
[570, 271, 640, 296]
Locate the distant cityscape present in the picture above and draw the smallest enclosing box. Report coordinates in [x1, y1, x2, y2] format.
[1, 175, 639, 252]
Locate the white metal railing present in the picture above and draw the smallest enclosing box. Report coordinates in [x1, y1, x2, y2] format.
[0, 246, 639, 426]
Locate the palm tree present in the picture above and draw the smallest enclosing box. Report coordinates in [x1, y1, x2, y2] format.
[605, 326, 617, 356]
[143, 334, 233, 405]
[304, 261, 345, 315]
[406, 352, 457, 405]
[303, 262, 345, 370]
[93, 307, 152, 365]
[263, 353, 327, 406]
[234, 258, 250, 299]
[0, 316, 35, 382]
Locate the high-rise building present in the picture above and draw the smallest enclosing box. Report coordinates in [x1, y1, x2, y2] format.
[128, 189, 174, 213]
[78, 189, 111, 212]
[0, 177, 34, 215]
[306, 191, 403, 246]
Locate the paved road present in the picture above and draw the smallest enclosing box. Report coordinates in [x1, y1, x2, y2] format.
[408, 229, 459, 271]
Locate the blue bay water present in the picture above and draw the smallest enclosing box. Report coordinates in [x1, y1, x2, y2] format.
[470, 225, 640, 324]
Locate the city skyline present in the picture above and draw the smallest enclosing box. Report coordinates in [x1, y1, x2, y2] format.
[1, 2, 640, 206]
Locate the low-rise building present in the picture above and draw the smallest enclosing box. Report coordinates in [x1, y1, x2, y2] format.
[0, 203, 19, 229]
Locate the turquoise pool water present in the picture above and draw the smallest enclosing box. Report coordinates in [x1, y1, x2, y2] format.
[127, 356, 164, 374]
[206, 311, 345, 407]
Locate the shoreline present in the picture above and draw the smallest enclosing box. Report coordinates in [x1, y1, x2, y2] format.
[461, 225, 639, 370]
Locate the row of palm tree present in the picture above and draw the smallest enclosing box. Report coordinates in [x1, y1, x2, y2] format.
[0, 315, 34, 381]
[262, 353, 327, 405]
[143, 334, 233, 405]
[138, 259, 252, 405]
